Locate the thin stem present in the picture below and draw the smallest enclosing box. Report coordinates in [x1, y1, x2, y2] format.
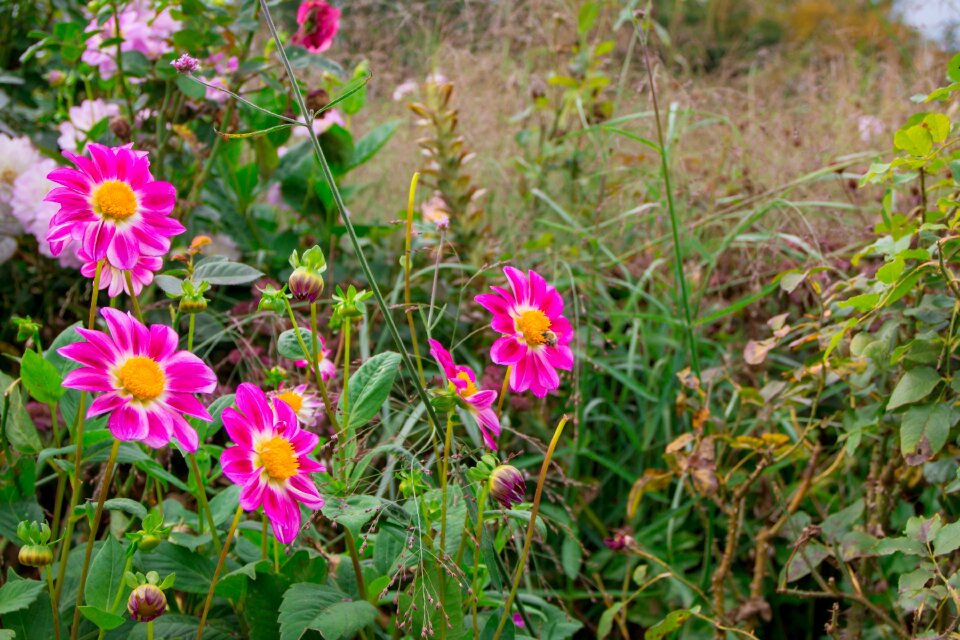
[196, 505, 245, 640]
[636, 21, 700, 377]
[426, 229, 445, 332]
[147, 621, 154, 640]
[258, 0, 444, 440]
[70, 439, 121, 640]
[471, 486, 489, 640]
[438, 412, 455, 640]
[273, 538, 280, 573]
[55, 260, 104, 609]
[108, 555, 134, 614]
[491, 414, 569, 640]
[339, 321, 351, 482]
[46, 565, 61, 640]
[123, 271, 143, 323]
[187, 314, 196, 351]
[284, 298, 340, 433]
[309, 302, 320, 389]
[496, 365, 512, 419]
[110, 1, 135, 124]
[188, 453, 221, 552]
[403, 172, 427, 388]
[344, 528, 367, 601]
[261, 513, 268, 562]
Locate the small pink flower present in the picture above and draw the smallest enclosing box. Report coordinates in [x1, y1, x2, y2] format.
[171, 53, 200, 74]
[78, 248, 162, 297]
[291, 1, 341, 53]
[512, 612, 525, 629]
[428, 339, 501, 449]
[292, 335, 336, 381]
[58, 308, 217, 451]
[45, 143, 184, 271]
[475, 267, 574, 398]
[221, 383, 326, 544]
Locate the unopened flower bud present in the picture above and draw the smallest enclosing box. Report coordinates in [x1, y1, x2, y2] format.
[489, 465, 525, 509]
[18, 544, 53, 567]
[171, 53, 201, 74]
[128, 584, 167, 622]
[288, 266, 325, 302]
[138, 534, 162, 552]
[178, 295, 208, 314]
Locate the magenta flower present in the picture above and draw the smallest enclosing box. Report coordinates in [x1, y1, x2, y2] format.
[78, 248, 162, 297]
[45, 143, 184, 270]
[291, 1, 341, 53]
[293, 335, 336, 381]
[220, 383, 326, 544]
[58, 308, 217, 452]
[475, 267, 574, 398]
[428, 339, 501, 449]
[171, 53, 200, 74]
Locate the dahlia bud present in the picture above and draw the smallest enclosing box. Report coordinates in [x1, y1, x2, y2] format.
[178, 280, 209, 315]
[18, 544, 53, 567]
[489, 465, 526, 509]
[137, 534, 162, 552]
[109, 116, 131, 141]
[128, 584, 167, 622]
[288, 266, 325, 302]
[171, 53, 201, 74]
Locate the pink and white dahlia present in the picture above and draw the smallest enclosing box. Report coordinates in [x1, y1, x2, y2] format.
[11, 158, 83, 269]
[45, 143, 184, 270]
[475, 267, 574, 398]
[292, 335, 336, 381]
[57, 100, 121, 153]
[78, 248, 162, 297]
[291, 1, 341, 53]
[271, 383, 324, 427]
[221, 383, 326, 544]
[81, 0, 179, 78]
[58, 308, 217, 451]
[428, 339, 501, 450]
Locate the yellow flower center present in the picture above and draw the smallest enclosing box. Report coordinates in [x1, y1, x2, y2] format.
[93, 180, 138, 220]
[117, 356, 165, 401]
[276, 390, 304, 414]
[515, 309, 552, 346]
[455, 371, 478, 397]
[258, 435, 299, 482]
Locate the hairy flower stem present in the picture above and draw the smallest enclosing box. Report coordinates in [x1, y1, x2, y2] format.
[54, 259, 104, 609]
[283, 298, 340, 433]
[196, 505, 244, 640]
[403, 172, 427, 388]
[188, 453, 221, 551]
[470, 486, 489, 639]
[46, 566, 60, 640]
[437, 411, 455, 639]
[259, 0, 444, 441]
[491, 414, 569, 640]
[71, 439, 121, 640]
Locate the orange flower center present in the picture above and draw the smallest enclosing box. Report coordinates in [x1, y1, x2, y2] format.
[515, 309, 552, 346]
[117, 356, 165, 401]
[258, 435, 299, 482]
[93, 180, 138, 220]
[276, 390, 304, 414]
[455, 371, 478, 397]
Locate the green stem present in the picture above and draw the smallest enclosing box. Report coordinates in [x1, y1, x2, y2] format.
[471, 486, 489, 640]
[438, 412, 454, 640]
[123, 271, 144, 323]
[196, 505, 244, 640]
[54, 259, 104, 610]
[187, 314, 196, 352]
[147, 621, 154, 640]
[496, 365, 512, 420]
[46, 565, 61, 640]
[273, 537, 280, 573]
[258, 0, 444, 440]
[188, 453, 221, 552]
[402, 172, 427, 388]
[110, 1, 135, 124]
[283, 298, 340, 433]
[491, 415, 569, 640]
[344, 528, 367, 601]
[309, 301, 320, 389]
[340, 321, 351, 480]
[261, 513, 268, 562]
[70, 439, 121, 640]
[155, 80, 172, 181]
[108, 555, 134, 614]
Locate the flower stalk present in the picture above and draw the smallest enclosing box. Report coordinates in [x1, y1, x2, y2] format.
[188, 453, 221, 551]
[196, 505, 244, 640]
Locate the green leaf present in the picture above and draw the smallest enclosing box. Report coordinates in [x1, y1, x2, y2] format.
[278, 583, 377, 640]
[900, 403, 952, 465]
[934, 520, 960, 556]
[837, 293, 879, 312]
[347, 121, 398, 170]
[1, 572, 54, 639]
[1, 372, 41, 453]
[103, 498, 148, 521]
[192, 260, 263, 286]
[176, 74, 206, 100]
[577, 2, 599, 35]
[645, 606, 699, 640]
[597, 603, 623, 639]
[20, 349, 64, 403]
[923, 113, 951, 143]
[876, 256, 905, 284]
[79, 605, 127, 630]
[343, 351, 402, 428]
[894, 124, 933, 157]
[145, 542, 215, 594]
[887, 367, 941, 410]
[561, 534, 582, 579]
[85, 536, 127, 612]
[321, 495, 381, 538]
[0, 578, 44, 614]
[277, 327, 316, 361]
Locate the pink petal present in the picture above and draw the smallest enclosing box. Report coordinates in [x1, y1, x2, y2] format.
[220, 446, 256, 484]
[88, 392, 126, 417]
[240, 475, 268, 511]
[286, 474, 325, 509]
[163, 393, 211, 421]
[503, 266, 529, 304]
[490, 336, 526, 365]
[235, 383, 273, 432]
[109, 404, 150, 441]
[264, 486, 301, 544]
[63, 368, 113, 392]
[169, 412, 199, 452]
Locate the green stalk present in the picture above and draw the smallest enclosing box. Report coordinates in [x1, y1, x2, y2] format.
[261, 513, 268, 562]
[187, 314, 196, 351]
[196, 505, 244, 640]
[438, 411, 455, 640]
[146, 621, 154, 640]
[123, 271, 144, 323]
[403, 172, 427, 388]
[258, 0, 444, 440]
[491, 415, 569, 640]
[188, 453, 221, 552]
[46, 565, 61, 640]
[283, 298, 339, 433]
[470, 486, 489, 639]
[71, 439, 121, 640]
[54, 259, 104, 609]
[309, 301, 321, 388]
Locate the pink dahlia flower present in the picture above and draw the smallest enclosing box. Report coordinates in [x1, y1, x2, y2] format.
[292, 335, 336, 381]
[271, 383, 324, 427]
[221, 383, 326, 544]
[428, 339, 501, 450]
[58, 308, 217, 451]
[475, 267, 574, 398]
[78, 248, 162, 297]
[81, 0, 179, 78]
[291, 1, 341, 53]
[45, 143, 184, 270]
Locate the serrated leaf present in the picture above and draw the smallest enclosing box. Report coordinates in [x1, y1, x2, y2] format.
[278, 583, 377, 640]
[887, 367, 940, 410]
